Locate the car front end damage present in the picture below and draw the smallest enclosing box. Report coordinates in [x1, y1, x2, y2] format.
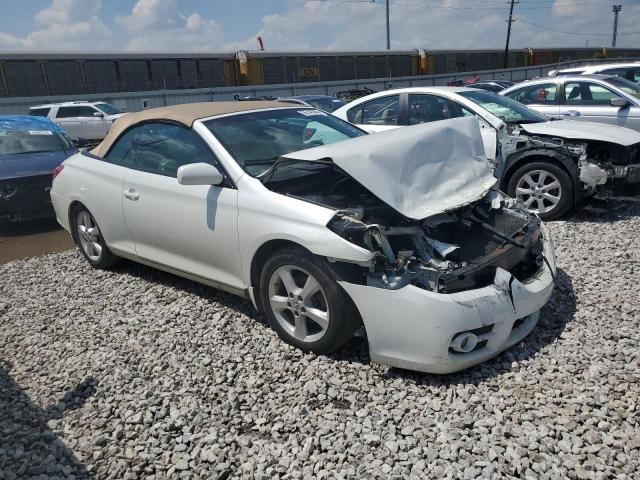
[510, 121, 640, 195]
[264, 118, 556, 373]
[326, 193, 555, 374]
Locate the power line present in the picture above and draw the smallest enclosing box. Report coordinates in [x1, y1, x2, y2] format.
[515, 16, 640, 37]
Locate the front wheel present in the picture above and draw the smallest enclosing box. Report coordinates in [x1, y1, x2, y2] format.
[258, 248, 360, 354]
[506, 161, 574, 220]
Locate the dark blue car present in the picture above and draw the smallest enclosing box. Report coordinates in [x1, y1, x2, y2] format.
[277, 95, 346, 112]
[0, 115, 76, 222]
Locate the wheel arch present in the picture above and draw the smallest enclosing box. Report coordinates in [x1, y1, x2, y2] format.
[250, 239, 311, 310]
[501, 149, 582, 206]
[249, 238, 367, 314]
[67, 200, 86, 245]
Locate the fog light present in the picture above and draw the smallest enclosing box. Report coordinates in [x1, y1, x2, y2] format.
[450, 332, 479, 353]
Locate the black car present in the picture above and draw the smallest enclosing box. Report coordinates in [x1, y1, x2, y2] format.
[464, 80, 515, 93]
[0, 116, 76, 222]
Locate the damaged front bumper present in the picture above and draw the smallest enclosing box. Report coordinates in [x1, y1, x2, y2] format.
[339, 223, 556, 374]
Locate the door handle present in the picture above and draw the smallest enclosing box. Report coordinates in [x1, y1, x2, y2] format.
[123, 189, 139, 201]
[563, 110, 581, 116]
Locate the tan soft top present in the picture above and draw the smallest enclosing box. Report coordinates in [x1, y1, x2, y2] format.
[91, 101, 289, 157]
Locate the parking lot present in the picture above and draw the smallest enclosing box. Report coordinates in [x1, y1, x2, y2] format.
[0, 200, 638, 479]
[0, 220, 73, 264]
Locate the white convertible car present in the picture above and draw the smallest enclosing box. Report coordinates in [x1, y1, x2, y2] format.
[50, 102, 556, 373]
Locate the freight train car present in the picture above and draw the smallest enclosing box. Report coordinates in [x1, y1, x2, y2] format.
[236, 50, 419, 84]
[1, 48, 640, 98]
[0, 52, 237, 98]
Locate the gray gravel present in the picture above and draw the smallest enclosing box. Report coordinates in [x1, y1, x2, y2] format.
[1, 201, 639, 480]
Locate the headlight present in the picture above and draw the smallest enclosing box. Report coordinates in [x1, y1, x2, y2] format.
[0, 182, 18, 200]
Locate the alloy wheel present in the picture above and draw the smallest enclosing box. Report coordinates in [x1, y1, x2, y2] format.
[267, 265, 330, 343]
[515, 169, 562, 215]
[76, 211, 103, 262]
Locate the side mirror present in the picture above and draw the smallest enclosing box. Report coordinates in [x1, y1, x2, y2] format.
[177, 163, 224, 186]
[73, 138, 90, 148]
[93, 111, 104, 118]
[610, 97, 630, 108]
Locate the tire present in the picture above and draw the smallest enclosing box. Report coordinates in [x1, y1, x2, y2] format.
[71, 205, 119, 269]
[258, 247, 360, 354]
[506, 160, 574, 220]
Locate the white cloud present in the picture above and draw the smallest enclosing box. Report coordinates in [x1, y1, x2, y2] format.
[119, 0, 224, 52]
[1, 0, 640, 53]
[0, 0, 110, 51]
[551, 0, 580, 18]
[116, 0, 176, 32]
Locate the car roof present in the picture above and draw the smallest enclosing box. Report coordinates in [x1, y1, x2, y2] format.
[512, 73, 617, 86]
[581, 62, 640, 71]
[91, 101, 294, 157]
[0, 114, 64, 133]
[29, 101, 106, 109]
[283, 95, 334, 101]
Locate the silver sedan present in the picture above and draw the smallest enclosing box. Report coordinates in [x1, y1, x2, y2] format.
[501, 74, 640, 131]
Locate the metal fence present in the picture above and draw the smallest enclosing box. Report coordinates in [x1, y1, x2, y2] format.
[0, 57, 637, 115]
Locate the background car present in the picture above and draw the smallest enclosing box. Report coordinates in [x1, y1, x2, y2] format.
[500, 74, 640, 131]
[549, 62, 640, 85]
[0, 115, 76, 222]
[333, 87, 640, 219]
[50, 102, 555, 374]
[276, 95, 345, 112]
[463, 80, 515, 93]
[29, 101, 126, 143]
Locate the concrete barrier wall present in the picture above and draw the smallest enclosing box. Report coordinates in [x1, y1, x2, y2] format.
[0, 57, 637, 115]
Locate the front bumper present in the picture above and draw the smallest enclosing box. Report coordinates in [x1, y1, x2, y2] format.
[0, 175, 55, 222]
[339, 224, 556, 374]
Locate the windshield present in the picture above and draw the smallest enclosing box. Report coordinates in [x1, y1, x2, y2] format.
[95, 103, 122, 115]
[459, 90, 548, 124]
[605, 77, 640, 99]
[0, 129, 71, 156]
[205, 108, 365, 176]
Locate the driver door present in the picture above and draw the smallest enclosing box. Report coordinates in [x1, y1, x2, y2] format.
[121, 122, 244, 290]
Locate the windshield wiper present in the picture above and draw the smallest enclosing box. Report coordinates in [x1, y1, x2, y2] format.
[245, 157, 281, 165]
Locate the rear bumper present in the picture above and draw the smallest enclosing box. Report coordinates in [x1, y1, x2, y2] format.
[50, 187, 72, 232]
[340, 223, 556, 374]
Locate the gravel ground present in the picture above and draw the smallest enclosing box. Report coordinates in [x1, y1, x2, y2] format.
[1, 201, 639, 480]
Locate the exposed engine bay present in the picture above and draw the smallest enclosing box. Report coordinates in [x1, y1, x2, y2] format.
[265, 163, 544, 294]
[506, 125, 640, 192]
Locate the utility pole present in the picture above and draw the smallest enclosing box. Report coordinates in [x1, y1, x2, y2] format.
[612, 5, 622, 48]
[386, 0, 390, 50]
[503, 0, 517, 68]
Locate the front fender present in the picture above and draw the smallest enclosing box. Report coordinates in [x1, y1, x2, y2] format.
[502, 148, 582, 206]
[237, 176, 374, 286]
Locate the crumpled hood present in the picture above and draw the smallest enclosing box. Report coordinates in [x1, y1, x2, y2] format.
[520, 120, 640, 146]
[282, 116, 497, 220]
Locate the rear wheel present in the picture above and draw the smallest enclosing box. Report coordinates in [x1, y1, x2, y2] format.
[507, 161, 573, 220]
[258, 248, 360, 354]
[72, 206, 119, 268]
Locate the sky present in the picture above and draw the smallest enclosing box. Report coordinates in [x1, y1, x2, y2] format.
[0, 0, 639, 52]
